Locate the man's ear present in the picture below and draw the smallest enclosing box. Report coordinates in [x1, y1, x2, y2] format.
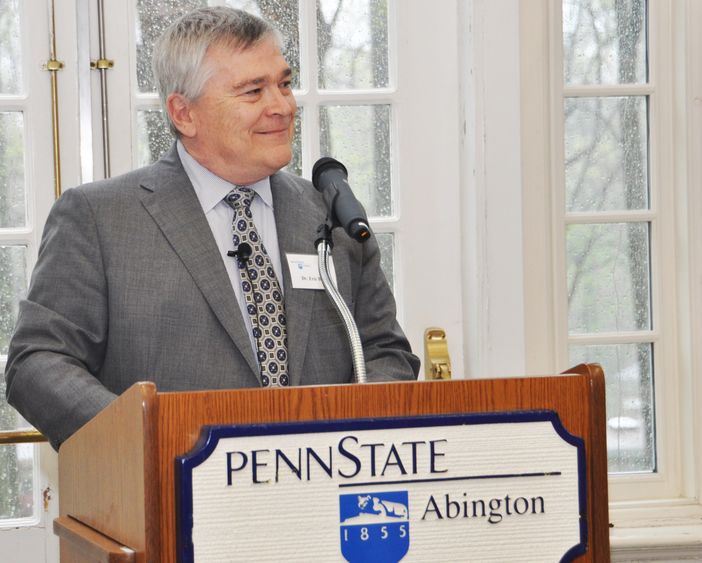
[166, 93, 197, 138]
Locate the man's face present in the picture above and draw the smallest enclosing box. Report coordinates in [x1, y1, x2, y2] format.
[177, 37, 297, 185]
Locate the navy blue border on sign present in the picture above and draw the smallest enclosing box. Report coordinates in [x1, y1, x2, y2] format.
[175, 410, 587, 562]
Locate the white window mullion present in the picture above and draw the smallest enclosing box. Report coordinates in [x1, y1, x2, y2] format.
[568, 331, 659, 345]
[298, 0, 317, 176]
[565, 210, 656, 224]
[687, 0, 702, 509]
[645, 0, 683, 502]
[563, 84, 655, 97]
[549, 0, 570, 375]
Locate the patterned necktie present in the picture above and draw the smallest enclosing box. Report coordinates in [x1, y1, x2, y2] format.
[225, 187, 289, 387]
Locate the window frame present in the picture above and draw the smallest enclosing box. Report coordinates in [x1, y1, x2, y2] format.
[553, 0, 679, 497]
[0, 2, 49, 533]
[519, 0, 702, 554]
[0, 0, 71, 554]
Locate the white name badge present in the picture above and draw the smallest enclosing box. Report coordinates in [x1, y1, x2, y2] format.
[286, 253, 337, 290]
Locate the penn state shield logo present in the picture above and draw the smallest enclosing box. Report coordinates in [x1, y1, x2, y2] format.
[339, 491, 410, 563]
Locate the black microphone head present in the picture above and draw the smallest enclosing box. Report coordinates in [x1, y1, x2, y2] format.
[311, 156, 371, 244]
[237, 242, 252, 262]
[312, 157, 348, 191]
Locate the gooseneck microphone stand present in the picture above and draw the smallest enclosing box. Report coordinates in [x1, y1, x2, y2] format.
[315, 223, 367, 384]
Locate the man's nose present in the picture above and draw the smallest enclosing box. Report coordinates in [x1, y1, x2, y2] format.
[266, 87, 295, 116]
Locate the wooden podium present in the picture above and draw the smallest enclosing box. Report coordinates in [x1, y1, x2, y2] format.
[54, 364, 610, 562]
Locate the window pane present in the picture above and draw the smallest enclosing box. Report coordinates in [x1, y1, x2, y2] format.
[0, 245, 27, 356]
[319, 105, 391, 217]
[135, 108, 302, 175]
[287, 106, 302, 177]
[564, 97, 648, 212]
[375, 232, 394, 292]
[0, 381, 33, 522]
[570, 343, 654, 473]
[0, 380, 29, 433]
[135, 0, 201, 93]
[563, 0, 646, 85]
[225, 0, 301, 89]
[0, 111, 26, 228]
[567, 223, 650, 333]
[0, 443, 34, 519]
[135, 0, 301, 93]
[317, 0, 389, 89]
[0, 0, 23, 94]
[136, 109, 174, 167]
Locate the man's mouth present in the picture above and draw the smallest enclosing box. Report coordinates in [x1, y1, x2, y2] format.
[257, 126, 290, 136]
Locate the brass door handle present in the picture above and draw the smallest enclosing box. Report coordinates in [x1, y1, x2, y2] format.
[424, 327, 452, 380]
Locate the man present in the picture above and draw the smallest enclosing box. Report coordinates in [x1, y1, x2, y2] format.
[4, 7, 419, 451]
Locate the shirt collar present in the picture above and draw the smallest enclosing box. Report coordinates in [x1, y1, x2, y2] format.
[176, 140, 273, 213]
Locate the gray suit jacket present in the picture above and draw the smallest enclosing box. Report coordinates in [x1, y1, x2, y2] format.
[4, 147, 419, 450]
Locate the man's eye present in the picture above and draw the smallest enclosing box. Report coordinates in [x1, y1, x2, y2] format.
[245, 88, 262, 96]
[280, 81, 292, 90]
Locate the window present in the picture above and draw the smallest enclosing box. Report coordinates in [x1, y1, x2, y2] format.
[0, 0, 36, 527]
[554, 0, 690, 501]
[520, 0, 702, 554]
[0, 0, 60, 548]
[561, 0, 654, 474]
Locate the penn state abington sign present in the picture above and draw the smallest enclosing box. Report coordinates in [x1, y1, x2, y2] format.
[176, 411, 586, 562]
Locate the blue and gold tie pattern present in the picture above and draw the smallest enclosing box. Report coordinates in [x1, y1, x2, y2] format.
[225, 187, 289, 387]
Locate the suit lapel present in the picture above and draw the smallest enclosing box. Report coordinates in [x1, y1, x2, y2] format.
[271, 172, 328, 387]
[137, 147, 259, 377]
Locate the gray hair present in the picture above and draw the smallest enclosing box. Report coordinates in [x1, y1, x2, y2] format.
[152, 6, 281, 136]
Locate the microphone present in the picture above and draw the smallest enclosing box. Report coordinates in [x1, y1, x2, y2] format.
[227, 242, 252, 265]
[312, 157, 371, 243]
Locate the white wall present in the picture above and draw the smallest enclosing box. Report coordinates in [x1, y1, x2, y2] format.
[459, 0, 527, 380]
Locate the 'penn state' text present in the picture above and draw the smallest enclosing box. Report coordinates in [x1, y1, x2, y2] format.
[225, 435, 448, 484]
